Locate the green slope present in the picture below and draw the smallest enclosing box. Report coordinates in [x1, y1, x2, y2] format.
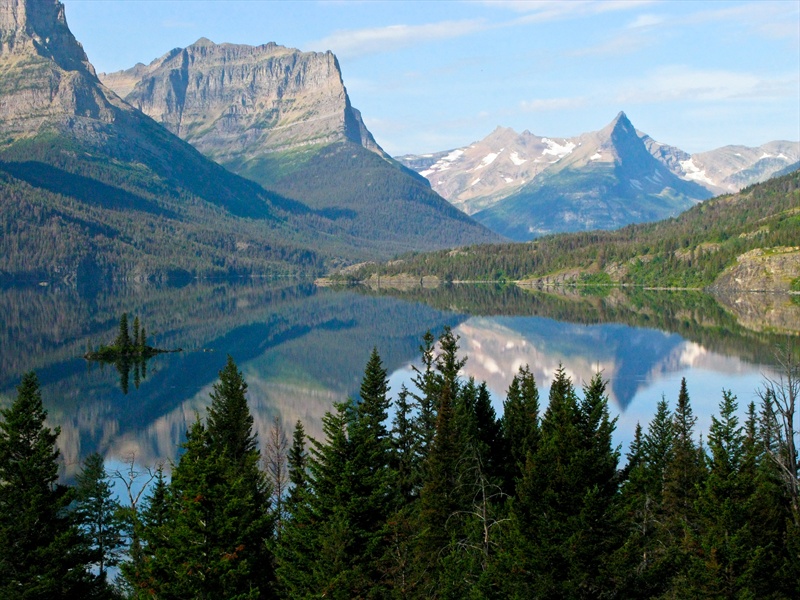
[237, 141, 501, 257]
[345, 170, 800, 288]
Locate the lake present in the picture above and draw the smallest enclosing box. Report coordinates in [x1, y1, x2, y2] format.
[1, 279, 798, 478]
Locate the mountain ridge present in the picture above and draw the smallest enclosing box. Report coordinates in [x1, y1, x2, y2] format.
[397, 116, 799, 219]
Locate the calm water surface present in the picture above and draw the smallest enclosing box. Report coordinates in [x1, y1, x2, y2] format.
[1, 280, 797, 477]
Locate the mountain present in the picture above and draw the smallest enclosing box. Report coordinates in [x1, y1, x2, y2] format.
[641, 138, 800, 194]
[0, 0, 353, 283]
[396, 120, 798, 222]
[472, 112, 712, 240]
[100, 39, 500, 254]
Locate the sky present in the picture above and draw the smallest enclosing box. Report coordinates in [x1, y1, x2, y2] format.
[62, 0, 800, 156]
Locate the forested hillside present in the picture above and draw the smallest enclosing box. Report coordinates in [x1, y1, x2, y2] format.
[2, 330, 798, 597]
[345, 170, 799, 289]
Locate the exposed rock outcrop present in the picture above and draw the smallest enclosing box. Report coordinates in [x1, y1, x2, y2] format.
[101, 39, 388, 165]
[0, 0, 121, 136]
[712, 247, 800, 292]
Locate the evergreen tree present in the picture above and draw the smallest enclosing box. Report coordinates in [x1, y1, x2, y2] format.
[501, 365, 540, 491]
[116, 313, 131, 351]
[508, 368, 621, 599]
[127, 358, 274, 598]
[275, 421, 317, 599]
[391, 384, 418, 503]
[689, 390, 752, 598]
[0, 372, 96, 598]
[74, 452, 125, 582]
[132, 316, 141, 350]
[206, 355, 257, 463]
[411, 330, 440, 458]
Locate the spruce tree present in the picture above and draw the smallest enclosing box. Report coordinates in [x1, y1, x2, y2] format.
[206, 355, 257, 463]
[74, 452, 125, 582]
[0, 372, 96, 598]
[501, 365, 540, 492]
[689, 390, 751, 598]
[128, 358, 274, 598]
[116, 313, 131, 351]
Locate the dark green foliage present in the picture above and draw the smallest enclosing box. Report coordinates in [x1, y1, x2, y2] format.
[508, 367, 621, 598]
[74, 452, 125, 580]
[207, 355, 258, 463]
[278, 350, 396, 598]
[350, 170, 800, 288]
[0, 372, 97, 598]
[125, 358, 274, 599]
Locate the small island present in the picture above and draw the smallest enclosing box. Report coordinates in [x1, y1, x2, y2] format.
[84, 313, 180, 394]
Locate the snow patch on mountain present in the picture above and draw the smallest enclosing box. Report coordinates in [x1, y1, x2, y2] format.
[509, 151, 527, 166]
[542, 138, 576, 158]
[419, 148, 465, 176]
[590, 152, 602, 161]
[475, 151, 501, 170]
[679, 158, 716, 187]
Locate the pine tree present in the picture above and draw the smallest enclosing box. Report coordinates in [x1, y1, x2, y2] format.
[115, 312, 131, 351]
[689, 390, 751, 598]
[391, 384, 418, 503]
[508, 368, 621, 599]
[206, 355, 257, 463]
[74, 452, 125, 581]
[128, 358, 274, 598]
[0, 372, 96, 598]
[132, 316, 141, 351]
[501, 364, 540, 492]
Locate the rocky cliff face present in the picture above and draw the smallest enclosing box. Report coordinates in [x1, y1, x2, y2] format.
[0, 0, 122, 138]
[101, 39, 388, 165]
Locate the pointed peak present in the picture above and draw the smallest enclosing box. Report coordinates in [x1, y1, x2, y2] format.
[191, 37, 215, 47]
[599, 110, 637, 140]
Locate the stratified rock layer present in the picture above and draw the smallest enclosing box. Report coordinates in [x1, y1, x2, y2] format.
[101, 39, 388, 165]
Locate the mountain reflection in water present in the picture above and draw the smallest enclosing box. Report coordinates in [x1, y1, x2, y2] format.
[1, 280, 797, 476]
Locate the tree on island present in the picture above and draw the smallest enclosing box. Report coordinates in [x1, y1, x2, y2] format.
[85, 313, 178, 393]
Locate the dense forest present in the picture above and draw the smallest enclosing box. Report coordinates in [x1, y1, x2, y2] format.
[344, 170, 800, 288]
[2, 328, 798, 598]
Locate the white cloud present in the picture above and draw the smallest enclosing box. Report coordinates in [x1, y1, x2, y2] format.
[616, 66, 799, 104]
[627, 14, 664, 29]
[307, 19, 488, 59]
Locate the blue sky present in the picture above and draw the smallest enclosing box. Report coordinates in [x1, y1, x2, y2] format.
[63, 0, 799, 156]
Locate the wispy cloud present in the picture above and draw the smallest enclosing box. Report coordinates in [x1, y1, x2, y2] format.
[616, 66, 799, 104]
[307, 19, 488, 59]
[480, 0, 656, 24]
[627, 14, 664, 29]
[685, 1, 799, 41]
[569, 30, 653, 57]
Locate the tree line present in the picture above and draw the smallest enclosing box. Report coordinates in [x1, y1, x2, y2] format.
[1, 329, 798, 598]
[344, 170, 799, 287]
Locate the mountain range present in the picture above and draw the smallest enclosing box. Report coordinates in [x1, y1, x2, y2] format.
[0, 0, 497, 283]
[397, 115, 798, 241]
